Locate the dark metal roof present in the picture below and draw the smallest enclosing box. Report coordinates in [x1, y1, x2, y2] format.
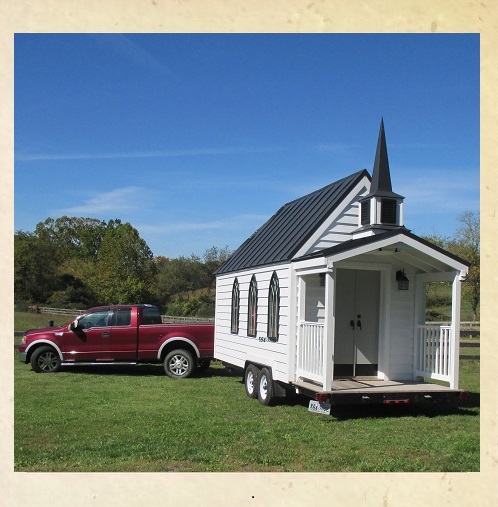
[215, 170, 370, 275]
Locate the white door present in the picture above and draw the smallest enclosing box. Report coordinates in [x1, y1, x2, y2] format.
[334, 269, 380, 377]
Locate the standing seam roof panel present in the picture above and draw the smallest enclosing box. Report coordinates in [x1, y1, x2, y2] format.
[215, 170, 369, 274]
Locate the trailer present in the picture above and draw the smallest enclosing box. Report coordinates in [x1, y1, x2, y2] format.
[214, 120, 469, 412]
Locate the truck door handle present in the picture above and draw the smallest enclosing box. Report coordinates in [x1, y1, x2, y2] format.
[102, 332, 110, 337]
[356, 320, 362, 330]
[350, 320, 355, 330]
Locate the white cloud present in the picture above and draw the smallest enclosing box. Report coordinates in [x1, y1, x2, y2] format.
[138, 214, 269, 235]
[397, 169, 479, 215]
[90, 34, 173, 77]
[54, 186, 144, 215]
[16, 146, 285, 162]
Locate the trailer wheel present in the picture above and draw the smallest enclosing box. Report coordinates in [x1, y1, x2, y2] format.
[244, 364, 260, 398]
[30, 346, 61, 373]
[257, 367, 275, 406]
[164, 349, 195, 379]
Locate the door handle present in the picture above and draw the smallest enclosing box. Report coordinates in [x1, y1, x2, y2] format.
[356, 320, 362, 330]
[350, 320, 355, 330]
[102, 332, 110, 337]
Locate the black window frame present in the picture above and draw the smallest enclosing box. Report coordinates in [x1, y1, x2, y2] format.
[247, 275, 258, 337]
[267, 272, 280, 340]
[230, 278, 240, 334]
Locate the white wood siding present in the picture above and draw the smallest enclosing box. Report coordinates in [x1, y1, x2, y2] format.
[297, 180, 369, 257]
[387, 267, 416, 380]
[215, 265, 291, 382]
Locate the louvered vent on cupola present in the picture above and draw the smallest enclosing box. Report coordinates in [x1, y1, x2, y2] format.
[356, 119, 406, 235]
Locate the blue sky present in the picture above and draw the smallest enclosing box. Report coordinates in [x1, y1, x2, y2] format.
[14, 33, 479, 258]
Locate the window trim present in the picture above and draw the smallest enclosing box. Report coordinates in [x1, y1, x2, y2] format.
[230, 278, 240, 334]
[267, 272, 280, 340]
[247, 275, 258, 337]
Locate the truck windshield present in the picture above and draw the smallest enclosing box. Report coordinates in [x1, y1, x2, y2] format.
[141, 307, 162, 325]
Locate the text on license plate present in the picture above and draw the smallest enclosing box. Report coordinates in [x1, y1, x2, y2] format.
[308, 400, 331, 415]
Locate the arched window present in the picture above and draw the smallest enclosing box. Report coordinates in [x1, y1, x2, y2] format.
[230, 278, 240, 334]
[267, 272, 280, 340]
[247, 275, 258, 337]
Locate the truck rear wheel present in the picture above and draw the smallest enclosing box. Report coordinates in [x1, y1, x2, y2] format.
[257, 367, 275, 406]
[244, 364, 260, 398]
[31, 346, 61, 373]
[164, 349, 195, 379]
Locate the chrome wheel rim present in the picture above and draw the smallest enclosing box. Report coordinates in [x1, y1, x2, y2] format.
[169, 355, 189, 376]
[259, 375, 268, 400]
[38, 351, 58, 371]
[246, 370, 255, 395]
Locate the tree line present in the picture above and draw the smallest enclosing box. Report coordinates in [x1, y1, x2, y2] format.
[15, 211, 479, 319]
[423, 210, 480, 321]
[14, 216, 230, 315]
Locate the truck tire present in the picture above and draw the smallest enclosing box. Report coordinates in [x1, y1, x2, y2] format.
[164, 349, 195, 379]
[244, 364, 260, 399]
[30, 346, 61, 373]
[257, 367, 275, 406]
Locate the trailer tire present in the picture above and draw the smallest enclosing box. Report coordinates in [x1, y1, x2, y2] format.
[244, 364, 260, 399]
[257, 367, 275, 406]
[164, 349, 195, 379]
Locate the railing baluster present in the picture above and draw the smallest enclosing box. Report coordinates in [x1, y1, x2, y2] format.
[416, 324, 452, 383]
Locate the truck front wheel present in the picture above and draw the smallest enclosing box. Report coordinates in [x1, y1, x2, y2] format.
[164, 349, 195, 379]
[31, 346, 61, 373]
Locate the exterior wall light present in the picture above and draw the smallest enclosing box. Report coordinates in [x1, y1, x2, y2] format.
[396, 269, 409, 290]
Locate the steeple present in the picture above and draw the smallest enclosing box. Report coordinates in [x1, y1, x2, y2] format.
[355, 118, 406, 236]
[367, 118, 403, 199]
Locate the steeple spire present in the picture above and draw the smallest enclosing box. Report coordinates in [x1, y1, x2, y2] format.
[355, 118, 406, 236]
[367, 118, 402, 199]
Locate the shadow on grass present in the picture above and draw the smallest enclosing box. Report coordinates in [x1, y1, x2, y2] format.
[59, 362, 241, 378]
[327, 402, 479, 421]
[247, 388, 480, 419]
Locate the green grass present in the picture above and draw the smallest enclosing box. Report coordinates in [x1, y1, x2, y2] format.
[15, 311, 74, 333]
[14, 311, 480, 472]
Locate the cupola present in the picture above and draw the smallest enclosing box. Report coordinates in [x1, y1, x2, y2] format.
[355, 119, 405, 237]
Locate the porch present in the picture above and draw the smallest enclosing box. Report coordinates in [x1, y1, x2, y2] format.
[295, 321, 459, 390]
[292, 376, 463, 406]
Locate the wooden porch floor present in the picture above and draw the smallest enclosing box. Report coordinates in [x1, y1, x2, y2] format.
[293, 378, 461, 395]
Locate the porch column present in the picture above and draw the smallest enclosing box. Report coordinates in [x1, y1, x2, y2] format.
[323, 268, 335, 390]
[450, 271, 463, 389]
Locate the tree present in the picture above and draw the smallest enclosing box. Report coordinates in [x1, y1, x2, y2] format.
[35, 216, 111, 260]
[94, 222, 157, 304]
[14, 231, 60, 302]
[448, 210, 480, 320]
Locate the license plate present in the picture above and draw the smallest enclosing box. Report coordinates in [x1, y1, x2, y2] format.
[308, 400, 331, 415]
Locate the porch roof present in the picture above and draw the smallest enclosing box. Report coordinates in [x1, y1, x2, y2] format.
[294, 228, 470, 273]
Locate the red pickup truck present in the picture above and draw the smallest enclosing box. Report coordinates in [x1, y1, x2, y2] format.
[18, 304, 214, 378]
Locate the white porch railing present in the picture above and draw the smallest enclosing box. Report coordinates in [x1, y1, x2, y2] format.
[296, 321, 324, 383]
[416, 325, 452, 382]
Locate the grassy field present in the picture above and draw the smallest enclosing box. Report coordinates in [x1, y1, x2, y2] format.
[14, 312, 480, 472]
